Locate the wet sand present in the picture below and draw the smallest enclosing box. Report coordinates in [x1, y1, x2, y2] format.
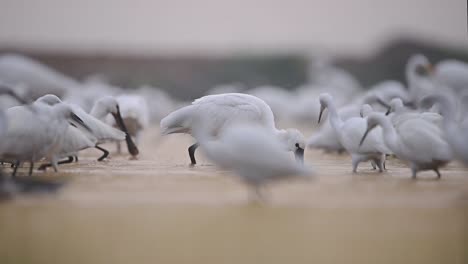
[1, 126, 467, 264]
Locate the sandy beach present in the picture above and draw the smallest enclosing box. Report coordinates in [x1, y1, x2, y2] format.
[1, 125, 467, 264]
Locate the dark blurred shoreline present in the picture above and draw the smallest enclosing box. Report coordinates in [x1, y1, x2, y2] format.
[1, 37, 467, 99]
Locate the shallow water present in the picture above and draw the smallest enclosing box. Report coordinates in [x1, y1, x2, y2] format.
[1, 126, 467, 264]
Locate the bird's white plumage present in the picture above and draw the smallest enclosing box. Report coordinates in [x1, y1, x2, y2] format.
[161, 93, 305, 157]
[194, 123, 311, 200]
[319, 93, 390, 172]
[421, 94, 468, 166]
[0, 102, 74, 170]
[365, 113, 452, 177]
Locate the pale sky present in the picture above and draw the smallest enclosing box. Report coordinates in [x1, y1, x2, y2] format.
[0, 0, 466, 56]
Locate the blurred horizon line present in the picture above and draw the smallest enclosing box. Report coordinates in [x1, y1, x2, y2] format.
[1, 34, 467, 59]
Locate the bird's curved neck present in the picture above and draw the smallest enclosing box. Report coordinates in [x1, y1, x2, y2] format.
[379, 118, 400, 152]
[326, 101, 343, 132]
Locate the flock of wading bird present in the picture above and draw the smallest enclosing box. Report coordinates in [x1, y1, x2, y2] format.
[0, 53, 467, 201]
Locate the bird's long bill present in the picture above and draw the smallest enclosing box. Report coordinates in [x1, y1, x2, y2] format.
[359, 127, 373, 147]
[112, 107, 139, 156]
[385, 107, 391, 115]
[70, 112, 92, 132]
[295, 147, 305, 164]
[318, 105, 325, 124]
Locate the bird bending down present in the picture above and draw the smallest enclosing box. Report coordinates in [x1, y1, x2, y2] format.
[89, 96, 140, 158]
[318, 93, 391, 173]
[160, 93, 306, 165]
[107, 94, 149, 155]
[0, 100, 89, 175]
[193, 122, 312, 202]
[360, 113, 453, 179]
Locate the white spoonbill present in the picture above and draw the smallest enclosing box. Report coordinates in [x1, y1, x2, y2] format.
[37, 95, 137, 161]
[360, 113, 453, 179]
[0, 101, 89, 175]
[194, 122, 312, 202]
[420, 94, 468, 166]
[160, 93, 306, 165]
[89, 96, 139, 159]
[318, 94, 391, 173]
[106, 94, 149, 154]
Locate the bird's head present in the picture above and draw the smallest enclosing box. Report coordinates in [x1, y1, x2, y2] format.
[360, 104, 373, 118]
[359, 114, 382, 147]
[277, 128, 306, 164]
[407, 54, 434, 77]
[386, 98, 404, 115]
[318, 93, 333, 123]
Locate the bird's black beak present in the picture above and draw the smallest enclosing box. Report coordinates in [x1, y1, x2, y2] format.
[385, 107, 391, 116]
[318, 105, 325, 124]
[294, 147, 305, 165]
[112, 105, 139, 156]
[359, 125, 375, 147]
[70, 112, 92, 132]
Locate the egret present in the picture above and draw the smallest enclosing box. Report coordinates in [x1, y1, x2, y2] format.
[318, 93, 391, 173]
[360, 113, 453, 178]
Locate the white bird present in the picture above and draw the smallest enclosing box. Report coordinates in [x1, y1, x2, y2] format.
[0, 53, 79, 100]
[360, 113, 453, 178]
[362, 80, 411, 107]
[160, 93, 306, 165]
[194, 122, 312, 201]
[37, 124, 98, 171]
[307, 104, 359, 153]
[106, 94, 149, 154]
[318, 94, 391, 173]
[87, 96, 139, 159]
[0, 100, 89, 175]
[406, 54, 437, 103]
[420, 94, 468, 166]
[307, 81, 409, 153]
[386, 98, 443, 128]
[38, 95, 138, 161]
[26, 95, 97, 170]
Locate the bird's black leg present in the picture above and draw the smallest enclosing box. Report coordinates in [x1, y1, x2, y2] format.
[188, 143, 199, 165]
[96, 146, 109, 161]
[74, 156, 79, 162]
[12, 161, 20, 177]
[28, 161, 34, 176]
[434, 168, 441, 179]
[38, 157, 75, 171]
